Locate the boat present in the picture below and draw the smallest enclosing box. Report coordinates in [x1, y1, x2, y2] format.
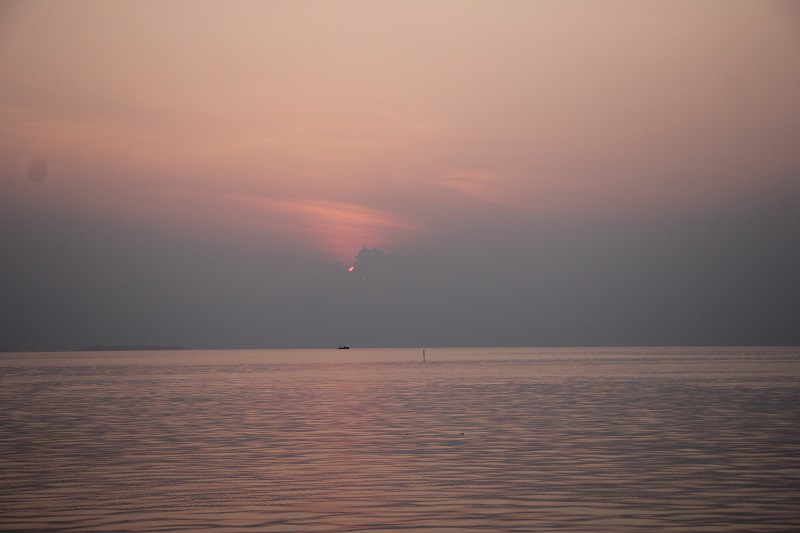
[337, 345, 350, 350]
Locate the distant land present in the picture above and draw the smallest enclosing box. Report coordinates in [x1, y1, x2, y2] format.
[75, 345, 185, 352]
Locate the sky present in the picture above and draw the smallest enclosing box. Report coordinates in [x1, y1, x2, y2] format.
[1, 0, 799, 351]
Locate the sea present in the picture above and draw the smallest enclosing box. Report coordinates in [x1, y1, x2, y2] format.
[1, 347, 799, 532]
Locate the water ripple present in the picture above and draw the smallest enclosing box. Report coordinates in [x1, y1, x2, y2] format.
[2, 347, 799, 531]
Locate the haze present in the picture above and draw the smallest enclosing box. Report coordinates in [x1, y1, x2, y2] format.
[2, 0, 799, 350]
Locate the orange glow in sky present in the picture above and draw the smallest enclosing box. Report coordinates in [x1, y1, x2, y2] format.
[1, 1, 798, 260]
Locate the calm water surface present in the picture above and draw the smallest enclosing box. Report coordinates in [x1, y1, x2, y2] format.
[1, 347, 799, 531]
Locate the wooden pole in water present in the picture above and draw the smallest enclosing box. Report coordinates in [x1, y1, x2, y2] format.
[423, 349, 425, 363]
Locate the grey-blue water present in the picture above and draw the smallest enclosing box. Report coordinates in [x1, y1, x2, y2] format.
[1, 347, 799, 531]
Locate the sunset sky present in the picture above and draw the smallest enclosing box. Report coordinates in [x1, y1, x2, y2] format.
[2, 1, 799, 350]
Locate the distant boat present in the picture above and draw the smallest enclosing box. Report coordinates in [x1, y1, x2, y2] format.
[338, 345, 350, 350]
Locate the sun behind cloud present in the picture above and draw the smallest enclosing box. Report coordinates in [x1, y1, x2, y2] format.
[197, 194, 418, 261]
